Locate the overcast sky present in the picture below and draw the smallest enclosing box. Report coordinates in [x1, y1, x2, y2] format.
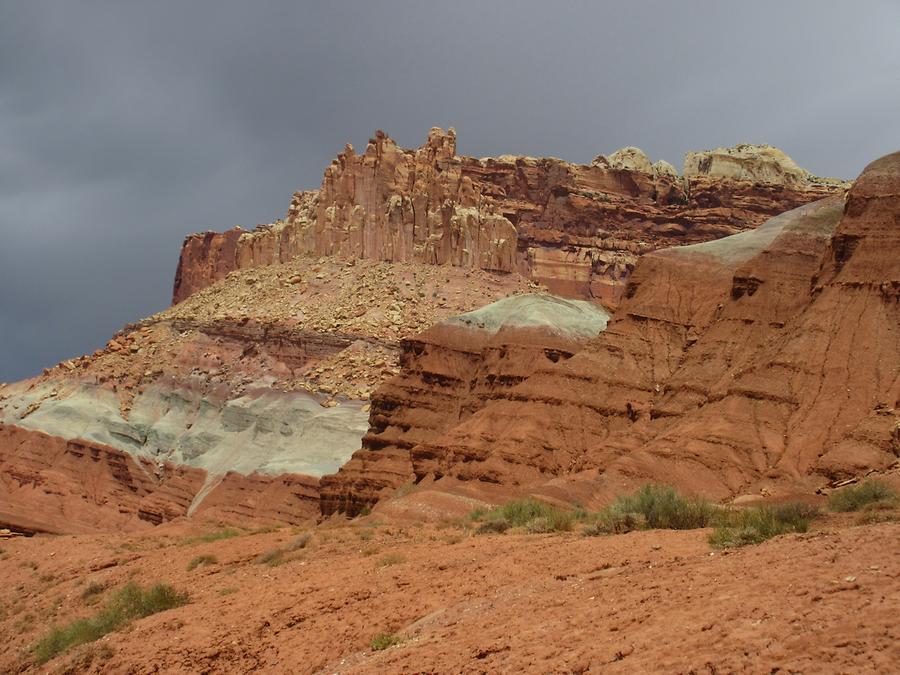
[1, 1, 899, 382]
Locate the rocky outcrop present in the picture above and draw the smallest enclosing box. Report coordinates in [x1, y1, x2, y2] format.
[0, 423, 204, 533]
[320, 295, 611, 514]
[325, 151, 899, 510]
[0, 124, 872, 531]
[190, 471, 320, 525]
[0, 252, 540, 531]
[0, 423, 322, 533]
[173, 130, 846, 306]
[683, 143, 843, 185]
[1, 378, 369, 477]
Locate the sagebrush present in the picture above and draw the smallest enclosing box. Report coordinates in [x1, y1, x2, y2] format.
[34, 582, 189, 664]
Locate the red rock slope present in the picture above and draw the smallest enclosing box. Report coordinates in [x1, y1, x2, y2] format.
[325, 152, 898, 512]
[0, 258, 535, 533]
[320, 295, 611, 514]
[173, 130, 844, 306]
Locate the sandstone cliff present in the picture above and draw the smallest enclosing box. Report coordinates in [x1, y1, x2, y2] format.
[319, 295, 611, 514]
[0, 424, 321, 533]
[323, 152, 899, 513]
[0, 127, 870, 532]
[0, 256, 537, 532]
[173, 129, 845, 306]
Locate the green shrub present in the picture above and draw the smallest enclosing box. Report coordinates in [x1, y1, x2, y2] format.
[34, 582, 188, 664]
[581, 486, 820, 547]
[603, 485, 719, 530]
[248, 524, 280, 536]
[376, 553, 405, 567]
[469, 498, 577, 534]
[582, 510, 647, 536]
[80, 582, 107, 602]
[467, 506, 490, 521]
[254, 548, 285, 566]
[855, 510, 899, 525]
[709, 502, 818, 548]
[828, 480, 898, 512]
[371, 633, 403, 651]
[186, 554, 217, 571]
[183, 528, 240, 545]
[523, 517, 557, 534]
[582, 485, 717, 536]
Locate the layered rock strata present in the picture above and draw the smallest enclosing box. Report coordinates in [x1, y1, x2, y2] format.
[174, 130, 846, 306]
[0, 424, 321, 533]
[323, 152, 899, 511]
[319, 295, 611, 514]
[0, 424, 203, 533]
[0, 257, 537, 531]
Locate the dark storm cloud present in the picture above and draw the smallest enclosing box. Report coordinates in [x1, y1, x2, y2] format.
[2, 1, 899, 381]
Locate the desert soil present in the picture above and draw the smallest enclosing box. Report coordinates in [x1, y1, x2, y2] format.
[1, 513, 897, 674]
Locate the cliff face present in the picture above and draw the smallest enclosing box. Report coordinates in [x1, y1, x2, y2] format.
[0, 255, 537, 532]
[323, 152, 899, 511]
[0, 424, 203, 533]
[173, 129, 845, 306]
[0, 424, 321, 533]
[319, 295, 610, 514]
[0, 124, 872, 532]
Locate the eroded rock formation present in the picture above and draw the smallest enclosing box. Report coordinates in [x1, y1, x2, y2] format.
[0, 256, 537, 532]
[0, 424, 322, 533]
[320, 295, 611, 514]
[323, 152, 899, 512]
[173, 130, 845, 306]
[2, 125, 877, 532]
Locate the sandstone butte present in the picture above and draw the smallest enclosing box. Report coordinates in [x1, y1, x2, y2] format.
[172, 128, 844, 307]
[2, 128, 890, 539]
[2, 134, 900, 674]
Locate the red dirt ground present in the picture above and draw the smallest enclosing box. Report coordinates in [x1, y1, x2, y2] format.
[1, 513, 897, 673]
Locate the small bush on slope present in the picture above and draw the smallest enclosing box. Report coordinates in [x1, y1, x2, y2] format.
[371, 633, 404, 651]
[289, 532, 313, 550]
[80, 581, 107, 602]
[584, 485, 719, 534]
[34, 582, 189, 664]
[376, 553, 406, 567]
[471, 486, 821, 548]
[470, 498, 577, 534]
[828, 480, 898, 512]
[709, 502, 819, 548]
[186, 554, 217, 571]
[580, 485, 820, 548]
[182, 528, 240, 546]
[255, 548, 285, 566]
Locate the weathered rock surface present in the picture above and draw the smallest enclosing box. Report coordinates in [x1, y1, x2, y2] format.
[324, 152, 899, 511]
[2, 380, 369, 478]
[173, 129, 845, 306]
[0, 423, 203, 533]
[0, 423, 321, 533]
[0, 126, 871, 531]
[320, 295, 611, 514]
[0, 255, 537, 531]
[683, 143, 841, 185]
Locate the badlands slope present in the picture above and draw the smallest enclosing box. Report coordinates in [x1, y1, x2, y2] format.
[0, 133, 848, 532]
[1, 135, 898, 675]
